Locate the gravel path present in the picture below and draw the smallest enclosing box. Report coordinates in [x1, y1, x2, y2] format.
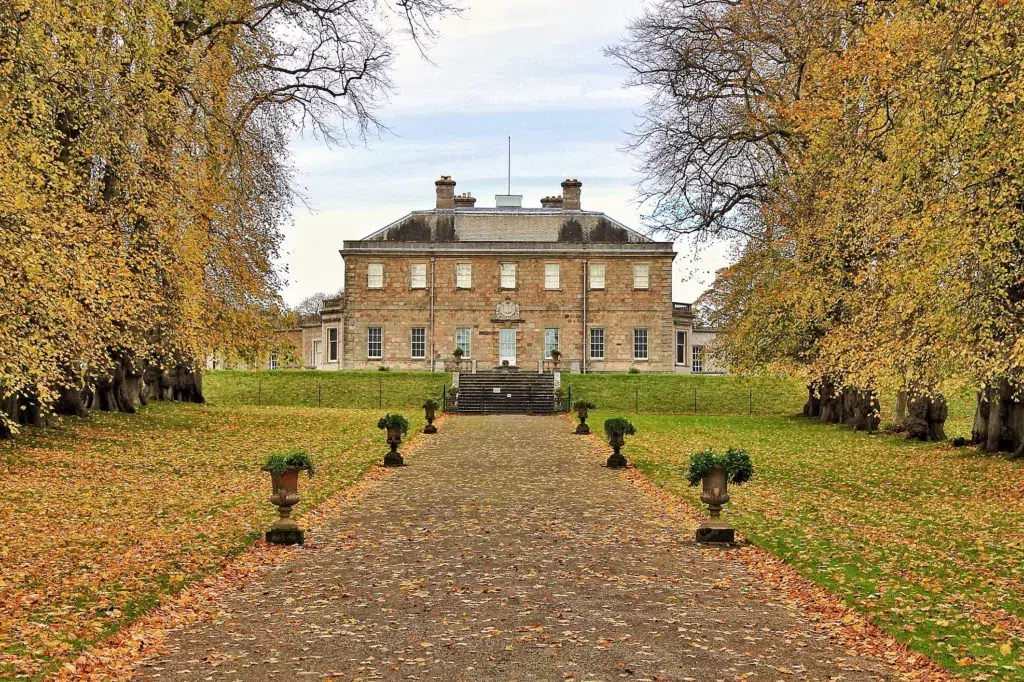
[139, 415, 891, 681]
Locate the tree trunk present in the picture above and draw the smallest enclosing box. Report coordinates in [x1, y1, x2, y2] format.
[803, 382, 822, 417]
[840, 387, 880, 432]
[972, 380, 1024, 457]
[819, 379, 843, 424]
[55, 383, 89, 418]
[0, 395, 18, 439]
[892, 390, 908, 433]
[905, 394, 947, 442]
[172, 364, 205, 403]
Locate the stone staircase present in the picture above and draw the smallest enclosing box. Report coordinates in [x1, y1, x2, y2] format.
[454, 371, 559, 414]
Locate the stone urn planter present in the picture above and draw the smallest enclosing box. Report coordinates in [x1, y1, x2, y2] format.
[378, 413, 410, 467]
[687, 447, 754, 544]
[550, 350, 561, 371]
[261, 451, 315, 546]
[573, 400, 595, 435]
[452, 348, 463, 371]
[603, 417, 636, 468]
[423, 399, 439, 434]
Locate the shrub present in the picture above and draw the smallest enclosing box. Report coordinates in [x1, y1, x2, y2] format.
[951, 436, 969, 447]
[263, 449, 316, 477]
[377, 365, 390, 371]
[423, 398, 439, 410]
[603, 417, 636, 437]
[550, 349, 561, 360]
[377, 413, 410, 434]
[452, 347, 464, 358]
[573, 400, 596, 410]
[686, 447, 754, 486]
[627, 366, 640, 374]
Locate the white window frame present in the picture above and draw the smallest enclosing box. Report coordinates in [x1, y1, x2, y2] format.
[633, 328, 649, 361]
[589, 328, 605, 360]
[367, 327, 383, 359]
[692, 345, 704, 373]
[675, 330, 687, 366]
[455, 327, 472, 358]
[410, 327, 426, 359]
[633, 263, 650, 290]
[456, 262, 472, 289]
[313, 339, 323, 367]
[410, 263, 427, 289]
[269, 351, 279, 370]
[367, 263, 384, 289]
[327, 327, 339, 362]
[544, 263, 560, 290]
[500, 262, 517, 289]
[544, 328, 560, 359]
[589, 262, 605, 290]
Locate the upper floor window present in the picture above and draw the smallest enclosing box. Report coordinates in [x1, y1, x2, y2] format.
[410, 263, 427, 289]
[456, 263, 472, 289]
[500, 262, 517, 289]
[367, 327, 383, 359]
[589, 263, 605, 290]
[544, 263, 560, 289]
[633, 263, 650, 289]
[634, 328, 649, 360]
[367, 263, 384, 289]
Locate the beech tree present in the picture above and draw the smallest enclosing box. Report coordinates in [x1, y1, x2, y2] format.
[0, 0, 457, 437]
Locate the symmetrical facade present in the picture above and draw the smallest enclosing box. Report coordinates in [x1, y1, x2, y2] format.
[296, 176, 721, 373]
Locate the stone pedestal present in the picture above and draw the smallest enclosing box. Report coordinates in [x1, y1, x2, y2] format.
[266, 527, 305, 545]
[695, 526, 735, 544]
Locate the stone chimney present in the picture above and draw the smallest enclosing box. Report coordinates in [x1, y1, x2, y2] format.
[561, 178, 582, 210]
[454, 192, 477, 208]
[540, 195, 564, 209]
[435, 175, 456, 209]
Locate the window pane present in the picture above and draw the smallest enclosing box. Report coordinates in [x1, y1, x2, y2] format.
[368, 327, 382, 358]
[676, 331, 686, 365]
[692, 345, 704, 373]
[328, 328, 339, 361]
[590, 263, 605, 289]
[456, 327, 472, 357]
[544, 328, 559, 359]
[544, 263, 560, 289]
[589, 328, 604, 360]
[368, 263, 384, 288]
[500, 262, 516, 288]
[456, 263, 472, 288]
[411, 327, 426, 359]
[270, 352, 278, 370]
[410, 263, 427, 288]
[633, 264, 649, 289]
[634, 328, 648, 360]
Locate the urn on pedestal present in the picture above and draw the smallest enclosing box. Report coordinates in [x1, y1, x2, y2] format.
[603, 417, 636, 468]
[262, 450, 315, 545]
[686, 447, 754, 544]
[378, 413, 410, 467]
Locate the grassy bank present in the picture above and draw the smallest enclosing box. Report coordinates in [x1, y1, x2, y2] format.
[0, 403, 421, 680]
[614, 412, 1024, 679]
[204, 370, 451, 409]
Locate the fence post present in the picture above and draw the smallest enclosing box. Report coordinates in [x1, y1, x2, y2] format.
[693, 387, 697, 415]
[749, 386, 752, 415]
[529, 384, 533, 414]
[317, 379, 322, 408]
[442, 382, 447, 412]
[257, 378, 262, 407]
[635, 386, 639, 413]
[567, 385, 572, 413]
[378, 377, 382, 410]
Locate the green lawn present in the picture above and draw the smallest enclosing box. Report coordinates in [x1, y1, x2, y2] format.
[612, 412, 1024, 679]
[205, 370, 451, 410]
[0, 403, 422, 680]
[563, 373, 978, 422]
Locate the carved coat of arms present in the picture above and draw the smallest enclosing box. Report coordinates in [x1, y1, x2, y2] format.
[494, 299, 520, 320]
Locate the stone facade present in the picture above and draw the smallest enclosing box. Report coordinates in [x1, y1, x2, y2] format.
[293, 176, 721, 374]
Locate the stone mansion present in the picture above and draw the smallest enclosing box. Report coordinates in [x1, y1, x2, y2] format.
[288, 176, 720, 374]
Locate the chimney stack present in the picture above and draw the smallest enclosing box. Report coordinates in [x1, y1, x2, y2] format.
[561, 178, 582, 210]
[540, 195, 564, 209]
[454, 192, 477, 208]
[435, 175, 456, 209]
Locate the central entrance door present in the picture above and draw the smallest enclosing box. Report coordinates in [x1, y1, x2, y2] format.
[499, 328, 517, 366]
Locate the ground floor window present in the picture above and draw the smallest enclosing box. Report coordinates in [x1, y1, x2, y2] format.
[368, 327, 383, 359]
[692, 345, 704, 373]
[589, 328, 605, 360]
[327, 327, 339, 362]
[633, 328, 648, 360]
[269, 351, 279, 370]
[676, 331, 686, 365]
[544, 328, 559, 359]
[456, 327, 472, 358]
[411, 327, 426, 359]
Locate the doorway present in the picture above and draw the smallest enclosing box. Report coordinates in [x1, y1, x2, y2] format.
[499, 328, 517, 366]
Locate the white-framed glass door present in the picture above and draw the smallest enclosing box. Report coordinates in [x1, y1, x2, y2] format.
[313, 340, 323, 368]
[499, 328, 517, 366]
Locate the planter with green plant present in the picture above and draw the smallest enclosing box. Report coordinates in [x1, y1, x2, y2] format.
[550, 349, 561, 369]
[261, 450, 315, 545]
[452, 347, 464, 369]
[687, 447, 754, 543]
[603, 417, 636, 468]
[423, 399, 439, 434]
[378, 413, 410, 466]
[573, 400, 596, 434]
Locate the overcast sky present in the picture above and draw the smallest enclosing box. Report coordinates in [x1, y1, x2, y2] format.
[279, 0, 731, 307]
